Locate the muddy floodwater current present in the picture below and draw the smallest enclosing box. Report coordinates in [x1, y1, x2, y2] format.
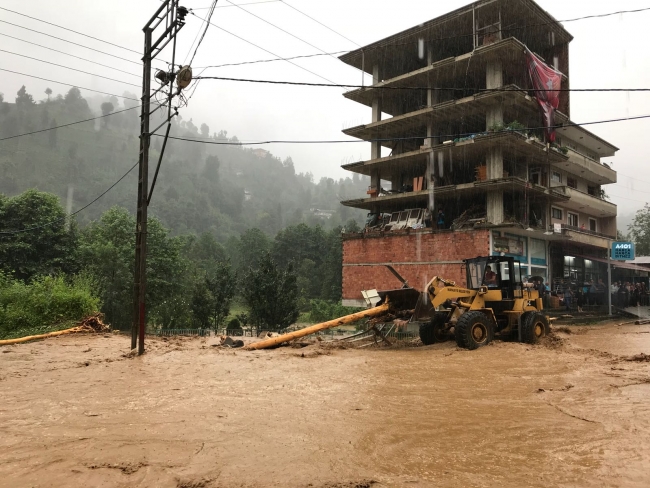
[0, 322, 649, 487]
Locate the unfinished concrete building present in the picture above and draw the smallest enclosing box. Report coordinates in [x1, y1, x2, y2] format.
[339, 0, 624, 306]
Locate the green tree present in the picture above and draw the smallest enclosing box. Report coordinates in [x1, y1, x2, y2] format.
[48, 118, 58, 147]
[234, 228, 271, 274]
[205, 261, 236, 329]
[628, 204, 650, 255]
[15, 85, 34, 108]
[241, 253, 299, 330]
[100, 102, 114, 127]
[0, 189, 78, 280]
[78, 207, 134, 328]
[79, 206, 191, 330]
[191, 280, 212, 328]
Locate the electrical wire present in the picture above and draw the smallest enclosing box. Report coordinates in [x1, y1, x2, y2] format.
[194, 0, 281, 8]
[188, 0, 218, 66]
[0, 19, 142, 66]
[190, 6, 650, 68]
[222, 0, 346, 68]
[193, 50, 347, 70]
[0, 48, 141, 88]
[340, 7, 650, 54]
[0, 106, 142, 142]
[0, 161, 139, 235]
[0, 6, 143, 56]
[0, 32, 141, 78]
[279, 0, 361, 48]
[192, 75, 650, 93]
[188, 11, 338, 85]
[0, 68, 142, 102]
[152, 114, 650, 146]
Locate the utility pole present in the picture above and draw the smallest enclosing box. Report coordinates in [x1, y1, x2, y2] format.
[132, 0, 188, 354]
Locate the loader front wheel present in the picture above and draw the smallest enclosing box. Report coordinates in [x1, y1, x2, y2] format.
[521, 312, 549, 344]
[455, 311, 494, 350]
[419, 312, 449, 345]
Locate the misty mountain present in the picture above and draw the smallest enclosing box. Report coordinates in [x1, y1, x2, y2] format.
[0, 85, 368, 238]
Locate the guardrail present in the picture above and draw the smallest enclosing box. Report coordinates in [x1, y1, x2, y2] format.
[154, 329, 210, 337]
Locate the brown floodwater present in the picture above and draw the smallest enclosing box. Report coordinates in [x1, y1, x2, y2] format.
[0, 323, 648, 487]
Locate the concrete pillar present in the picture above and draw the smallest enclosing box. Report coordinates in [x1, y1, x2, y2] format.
[485, 60, 504, 224]
[485, 60, 504, 130]
[486, 60, 503, 89]
[487, 191, 504, 224]
[371, 64, 382, 160]
[486, 146, 503, 179]
[427, 153, 435, 212]
[486, 146, 504, 224]
[370, 169, 380, 192]
[391, 174, 401, 191]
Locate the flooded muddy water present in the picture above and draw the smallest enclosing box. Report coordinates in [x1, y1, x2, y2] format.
[0, 323, 648, 487]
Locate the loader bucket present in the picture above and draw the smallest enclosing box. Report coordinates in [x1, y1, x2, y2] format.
[377, 287, 421, 311]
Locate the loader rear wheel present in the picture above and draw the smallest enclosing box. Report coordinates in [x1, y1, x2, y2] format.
[455, 311, 494, 350]
[521, 312, 549, 344]
[419, 312, 449, 345]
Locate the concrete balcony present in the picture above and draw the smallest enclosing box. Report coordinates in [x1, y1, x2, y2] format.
[552, 148, 617, 185]
[553, 186, 617, 217]
[341, 176, 569, 212]
[560, 225, 613, 249]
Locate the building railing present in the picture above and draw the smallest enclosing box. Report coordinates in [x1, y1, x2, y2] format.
[560, 224, 615, 240]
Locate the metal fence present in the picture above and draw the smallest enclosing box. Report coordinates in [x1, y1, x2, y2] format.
[153, 329, 210, 337]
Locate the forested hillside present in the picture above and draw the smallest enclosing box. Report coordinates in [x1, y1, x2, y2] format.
[0, 85, 368, 238]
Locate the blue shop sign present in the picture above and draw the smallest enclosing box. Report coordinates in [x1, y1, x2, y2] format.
[611, 241, 635, 261]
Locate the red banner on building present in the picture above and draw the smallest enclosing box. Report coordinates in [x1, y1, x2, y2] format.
[526, 51, 562, 143]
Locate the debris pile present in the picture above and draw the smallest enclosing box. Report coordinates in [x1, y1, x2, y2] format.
[451, 205, 486, 230]
[77, 313, 110, 333]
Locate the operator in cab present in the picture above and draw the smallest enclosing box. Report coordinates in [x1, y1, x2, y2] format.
[484, 265, 497, 287]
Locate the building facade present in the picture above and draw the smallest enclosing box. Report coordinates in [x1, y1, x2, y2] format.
[339, 0, 621, 306]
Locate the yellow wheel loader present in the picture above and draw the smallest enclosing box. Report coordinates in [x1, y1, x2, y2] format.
[418, 256, 549, 350]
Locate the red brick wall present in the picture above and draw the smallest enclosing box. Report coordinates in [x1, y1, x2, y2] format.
[342, 230, 490, 300]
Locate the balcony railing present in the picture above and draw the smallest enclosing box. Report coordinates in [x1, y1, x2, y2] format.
[561, 224, 615, 240]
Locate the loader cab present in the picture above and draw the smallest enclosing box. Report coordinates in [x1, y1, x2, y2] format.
[465, 256, 524, 299]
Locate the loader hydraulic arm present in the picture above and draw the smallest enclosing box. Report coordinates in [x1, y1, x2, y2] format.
[425, 276, 477, 309]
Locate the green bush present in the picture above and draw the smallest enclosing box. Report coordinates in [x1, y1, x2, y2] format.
[308, 299, 363, 323]
[0, 272, 100, 338]
[227, 318, 242, 330]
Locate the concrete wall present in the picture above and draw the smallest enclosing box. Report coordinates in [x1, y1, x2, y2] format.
[342, 230, 490, 301]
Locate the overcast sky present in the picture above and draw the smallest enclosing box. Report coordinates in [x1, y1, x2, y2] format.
[1, 0, 649, 225]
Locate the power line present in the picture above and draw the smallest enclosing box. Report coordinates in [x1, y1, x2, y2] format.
[0, 106, 141, 142]
[193, 75, 650, 93]
[340, 7, 650, 55]
[0, 19, 143, 66]
[186, 3, 650, 74]
[193, 50, 347, 70]
[188, 11, 338, 85]
[0, 48, 141, 88]
[188, 0, 218, 66]
[222, 0, 345, 69]
[153, 114, 650, 146]
[607, 192, 649, 204]
[0, 161, 139, 235]
[279, 0, 361, 48]
[0, 32, 141, 78]
[0, 68, 142, 101]
[0, 6, 143, 56]
[194, 0, 281, 9]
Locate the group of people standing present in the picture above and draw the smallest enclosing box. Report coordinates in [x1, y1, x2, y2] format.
[561, 279, 649, 311]
[611, 281, 649, 308]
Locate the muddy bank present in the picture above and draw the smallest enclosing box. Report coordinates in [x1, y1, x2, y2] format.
[0, 323, 648, 487]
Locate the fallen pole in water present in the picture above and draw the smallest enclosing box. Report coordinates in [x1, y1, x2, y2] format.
[245, 302, 391, 350]
[0, 326, 89, 346]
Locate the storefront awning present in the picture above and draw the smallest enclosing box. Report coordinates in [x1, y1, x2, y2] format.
[574, 254, 649, 273]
